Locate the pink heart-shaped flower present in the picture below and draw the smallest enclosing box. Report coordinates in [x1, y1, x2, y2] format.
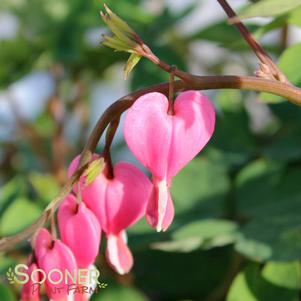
[124, 90, 215, 231]
[33, 228, 78, 300]
[68, 157, 152, 274]
[58, 194, 101, 268]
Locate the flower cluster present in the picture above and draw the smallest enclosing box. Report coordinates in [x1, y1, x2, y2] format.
[22, 90, 215, 300]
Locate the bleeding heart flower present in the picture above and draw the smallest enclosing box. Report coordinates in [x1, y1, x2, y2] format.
[58, 194, 101, 268]
[33, 228, 78, 300]
[124, 90, 215, 231]
[69, 157, 152, 275]
[21, 261, 40, 301]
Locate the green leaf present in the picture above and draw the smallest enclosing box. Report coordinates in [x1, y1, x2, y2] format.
[172, 219, 238, 248]
[188, 21, 240, 44]
[29, 172, 60, 205]
[84, 158, 105, 186]
[0, 283, 16, 301]
[234, 159, 301, 261]
[263, 262, 301, 290]
[277, 43, 301, 84]
[92, 285, 147, 301]
[0, 37, 41, 88]
[152, 219, 238, 253]
[260, 43, 301, 103]
[102, 4, 136, 38]
[187, 20, 259, 51]
[288, 6, 301, 27]
[235, 159, 301, 219]
[235, 0, 301, 20]
[253, 16, 287, 39]
[227, 262, 301, 301]
[173, 219, 237, 241]
[171, 158, 230, 224]
[124, 53, 141, 79]
[0, 197, 42, 236]
[0, 255, 16, 274]
[209, 90, 257, 167]
[262, 125, 301, 161]
[235, 215, 301, 261]
[235, 159, 284, 218]
[106, 1, 155, 25]
[102, 35, 132, 52]
[150, 238, 202, 253]
[134, 248, 232, 299]
[127, 219, 169, 251]
[0, 177, 26, 216]
[101, 4, 141, 54]
[227, 265, 258, 301]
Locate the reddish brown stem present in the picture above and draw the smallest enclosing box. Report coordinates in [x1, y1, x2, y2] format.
[50, 209, 57, 239]
[168, 65, 176, 115]
[103, 117, 120, 179]
[142, 46, 192, 83]
[217, 0, 288, 83]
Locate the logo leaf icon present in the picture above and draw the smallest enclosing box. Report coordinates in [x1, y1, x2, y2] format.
[6, 267, 16, 284]
[98, 282, 108, 289]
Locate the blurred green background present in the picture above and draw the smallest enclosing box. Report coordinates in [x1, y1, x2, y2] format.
[1, 0, 301, 300]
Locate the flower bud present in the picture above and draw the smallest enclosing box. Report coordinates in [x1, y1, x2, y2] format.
[33, 228, 78, 300]
[21, 261, 40, 301]
[58, 194, 101, 268]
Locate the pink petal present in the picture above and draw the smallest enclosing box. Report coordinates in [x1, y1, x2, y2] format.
[105, 232, 133, 275]
[124, 91, 215, 178]
[167, 90, 215, 177]
[68, 155, 109, 231]
[58, 194, 101, 268]
[69, 158, 151, 235]
[102, 162, 151, 234]
[32, 228, 53, 264]
[21, 262, 40, 301]
[39, 240, 78, 300]
[146, 178, 174, 232]
[124, 92, 172, 179]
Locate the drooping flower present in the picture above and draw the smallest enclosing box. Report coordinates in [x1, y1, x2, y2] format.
[58, 194, 101, 268]
[21, 260, 40, 301]
[69, 157, 152, 275]
[33, 228, 78, 300]
[124, 90, 215, 231]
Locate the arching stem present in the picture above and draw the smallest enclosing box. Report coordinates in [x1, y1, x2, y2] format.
[1, 74, 301, 253]
[50, 209, 57, 240]
[168, 65, 176, 115]
[103, 116, 121, 179]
